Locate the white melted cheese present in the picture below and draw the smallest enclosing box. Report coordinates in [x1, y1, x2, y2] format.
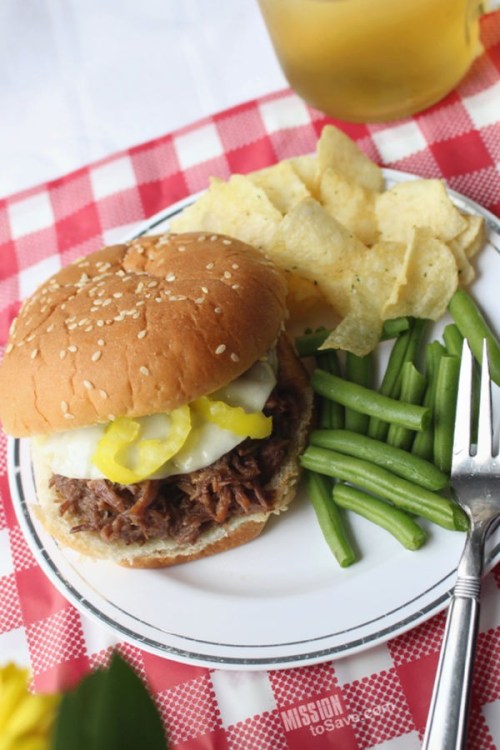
[34, 356, 277, 481]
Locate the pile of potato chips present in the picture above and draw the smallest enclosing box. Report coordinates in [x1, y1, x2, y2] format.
[170, 126, 485, 356]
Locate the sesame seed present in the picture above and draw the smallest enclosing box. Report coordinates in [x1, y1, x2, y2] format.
[99, 389, 108, 399]
[84, 326, 93, 333]
[83, 380, 93, 390]
[232, 263, 239, 270]
[137, 329, 147, 339]
[214, 307, 222, 314]
[78, 318, 89, 326]
[215, 344, 226, 355]
[165, 273, 176, 282]
[178, 245, 186, 252]
[201, 286, 209, 294]
[147, 281, 158, 288]
[96, 320, 105, 327]
[30, 349, 38, 359]
[222, 239, 232, 245]
[230, 352, 240, 362]
[60, 401, 68, 413]
[114, 314, 124, 322]
[210, 234, 218, 241]
[195, 297, 204, 304]
[67, 323, 77, 331]
[132, 311, 141, 319]
[231, 284, 240, 290]
[91, 351, 102, 362]
[197, 235, 207, 242]
[206, 262, 214, 270]
[5, 343, 13, 354]
[59, 350, 67, 360]
[113, 292, 123, 298]
[135, 282, 144, 293]
[97, 339, 105, 346]
[224, 271, 232, 279]
[67, 345, 78, 353]
[64, 413, 75, 420]
[140, 366, 150, 376]
[102, 299, 112, 307]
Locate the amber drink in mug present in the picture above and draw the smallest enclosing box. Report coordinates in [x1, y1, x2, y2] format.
[257, 0, 483, 122]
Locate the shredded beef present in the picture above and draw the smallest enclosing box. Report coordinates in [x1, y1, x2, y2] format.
[49, 381, 301, 546]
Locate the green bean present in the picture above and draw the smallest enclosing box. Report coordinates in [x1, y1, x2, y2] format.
[387, 362, 427, 450]
[433, 355, 461, 474]
[381, 317, 411, 340]
[317, 351, 345, 430]
[344, 352, 373, 433]
[310, 429, 448, 490]
[412, 341, 446, 460]
[368, 319, 429, 440]
[311, 370, 430, 432]
[305, 472, 357, 567]
[448, 288, 500, 386]
[295, 329, 329, 357]
[368, 328, 412, 440]
[300, 446, 468, 531]
[443, 323, 464, 358]
[333, 483, 427, 551]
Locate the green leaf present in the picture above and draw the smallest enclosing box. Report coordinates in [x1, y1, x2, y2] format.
[52, 652, 168, 750]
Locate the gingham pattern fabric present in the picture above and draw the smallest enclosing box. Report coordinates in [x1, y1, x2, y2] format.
[1, 11, 500, 749]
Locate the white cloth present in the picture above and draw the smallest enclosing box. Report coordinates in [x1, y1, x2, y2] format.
[0, 0, 286, 198]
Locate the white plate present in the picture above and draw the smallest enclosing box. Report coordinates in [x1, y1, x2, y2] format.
[8, 170, 500, 670]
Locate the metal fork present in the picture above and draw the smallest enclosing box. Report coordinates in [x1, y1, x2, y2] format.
[422, 339, 500, 750]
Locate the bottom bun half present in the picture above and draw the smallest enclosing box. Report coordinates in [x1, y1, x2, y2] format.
[31, 335, 313, 568]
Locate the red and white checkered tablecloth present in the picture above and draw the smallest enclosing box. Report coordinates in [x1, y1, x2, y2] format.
[1, 11, 500, 749]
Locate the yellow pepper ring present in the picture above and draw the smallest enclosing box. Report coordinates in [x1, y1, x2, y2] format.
[92, 405, 191, 484]
[193, 396, 272, 439]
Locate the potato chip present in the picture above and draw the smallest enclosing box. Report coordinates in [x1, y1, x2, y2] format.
[383, 228, 459, 320]
[375, 179, 468, 243]
[287, 155, 319, 197]
[321, 301, 383, 357]
[320, 241, 407, 355]
[248, 161, 311, 214]
[170, 175, 281, 250]
[319, 167, 379, 245]
[450, 213, 485, 259]
[317, 125, 384, 192]
[271, 198, 367, 317]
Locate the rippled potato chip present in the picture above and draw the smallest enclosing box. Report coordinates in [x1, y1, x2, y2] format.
[376, 179, 468, 243]
[319, 168, 379, 245]
[383, 228, 459, 320]
[317, 125, 384, 193]
[448, 213, 485, 285]
[248, 162, 311, 214]
[170, 175, 281, 250]
[271, 198, 367, 318]
[288, 155, 319, 197]
[169, 125, 484, 356]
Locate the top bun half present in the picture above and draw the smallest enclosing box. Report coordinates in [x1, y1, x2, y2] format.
[0, 233, 288, 437]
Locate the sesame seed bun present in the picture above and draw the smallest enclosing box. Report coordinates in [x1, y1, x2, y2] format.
[0, 232, 288, 437]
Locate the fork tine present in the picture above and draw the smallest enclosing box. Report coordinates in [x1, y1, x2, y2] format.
[476, 339, 493, 459]
[452, 339, 473, 464]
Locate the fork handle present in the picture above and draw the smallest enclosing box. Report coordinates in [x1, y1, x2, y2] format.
[422, 577, 481, 750]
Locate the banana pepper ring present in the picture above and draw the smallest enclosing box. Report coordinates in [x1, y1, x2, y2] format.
[92, 405, 191, 484]
[193, 396, 272, 439]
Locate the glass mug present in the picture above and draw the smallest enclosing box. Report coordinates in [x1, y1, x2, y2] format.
[257, 0, 484, 122]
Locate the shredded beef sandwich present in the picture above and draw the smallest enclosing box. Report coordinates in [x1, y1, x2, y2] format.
[0, 232, 313, 567]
